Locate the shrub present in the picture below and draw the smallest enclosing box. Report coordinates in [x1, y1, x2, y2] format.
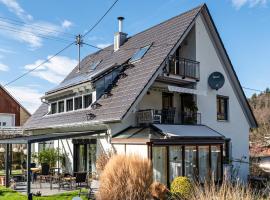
[170, 176, 193, 199]
[191, 180, 257, 200]
[149, 182, 169, 200]
[96, 150, 113, 175]
[97, 154, 153, 200]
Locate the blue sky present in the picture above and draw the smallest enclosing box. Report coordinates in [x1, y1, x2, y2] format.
[0, 0, 269, 113]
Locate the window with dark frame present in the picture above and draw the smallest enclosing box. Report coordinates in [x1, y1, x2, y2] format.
[223, 139, 231, 164]
[66, 98, 73, 112]
[129, 44, 151, 63]
[58, 101, 64, 113]
[74, 96, 83, 110]
[84, 94, 92, 108]
[51, 102, 57, 114]
[217, 96, 229, 121]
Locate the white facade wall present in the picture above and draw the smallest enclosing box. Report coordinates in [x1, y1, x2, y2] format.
[126, 145, 148, 158]
[195, 15, 250, 181]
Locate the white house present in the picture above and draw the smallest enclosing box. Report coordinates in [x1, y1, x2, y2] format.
[22, 4, 257, 185]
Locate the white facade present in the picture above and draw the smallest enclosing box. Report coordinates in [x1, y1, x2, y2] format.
[195, 15, 250, 180]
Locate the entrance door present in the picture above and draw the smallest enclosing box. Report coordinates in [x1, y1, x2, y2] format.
[73, 139, 97, 173]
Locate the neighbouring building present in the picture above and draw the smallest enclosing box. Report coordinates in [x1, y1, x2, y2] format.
[23, 4, 257, 185]
[0, 85, 31, 127]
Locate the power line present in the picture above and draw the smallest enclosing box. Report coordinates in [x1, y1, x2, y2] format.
[3, 42, 75, 87]
[82, 0, 120, 38]
[0, 24, 74, 44]
[3, 0, 121, 86]
[0, 16, 75, 38]
[242, 87, 264, 93]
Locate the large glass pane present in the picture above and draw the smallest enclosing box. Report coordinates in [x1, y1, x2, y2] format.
[88, 143, 97, 173]
[152, 146, 167, 185]
[95, 78, 105, 99]
[104, 73, 113, 88]
[211, 145, 222, 181]
[185, 146, 197, 179]
[76, 145, 86, 172]
[198, 146, 210, 182]
[169, 146, 182, 182]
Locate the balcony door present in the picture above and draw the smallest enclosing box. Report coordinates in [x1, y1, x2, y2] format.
[162, 93, 175, 124]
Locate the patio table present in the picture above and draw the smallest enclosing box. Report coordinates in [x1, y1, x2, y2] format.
[30, 168, 40, 173]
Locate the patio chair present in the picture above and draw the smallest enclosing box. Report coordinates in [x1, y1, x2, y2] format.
[75, 172, 88, 188]
[37, 163, 51, 188]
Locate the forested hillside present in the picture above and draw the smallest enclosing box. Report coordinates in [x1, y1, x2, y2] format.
[249, 88, 270, 147]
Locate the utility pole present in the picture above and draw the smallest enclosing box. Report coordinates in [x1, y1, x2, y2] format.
[76, 34, 83, 72]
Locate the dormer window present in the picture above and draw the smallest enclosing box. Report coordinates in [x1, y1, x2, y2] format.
[75, 96, 83, 110]
[58, 101, 64, 113]
[129, 44, 151, 63]
[84, 94, 92, 108]
[51, 103, 57, 114]
[90, 60, 102, 71]
[66, 98, 73, 112]
[48, 92, 93, 115]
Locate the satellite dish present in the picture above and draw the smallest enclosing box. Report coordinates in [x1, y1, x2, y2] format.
[208, 72, 225, 90]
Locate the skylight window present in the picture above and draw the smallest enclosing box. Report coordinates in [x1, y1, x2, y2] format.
[90, 60, 102, 71]
[129, 44, 151, 63]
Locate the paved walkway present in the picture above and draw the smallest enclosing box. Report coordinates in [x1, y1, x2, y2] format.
[15, 180, 99, 196]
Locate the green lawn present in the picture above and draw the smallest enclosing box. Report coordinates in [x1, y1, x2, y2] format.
[0, 187, 89, 200]
[0, 170, 23, 175]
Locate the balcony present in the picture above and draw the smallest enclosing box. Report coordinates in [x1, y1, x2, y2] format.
[167, 57, 200, 81]
[137, 109, 201, 125]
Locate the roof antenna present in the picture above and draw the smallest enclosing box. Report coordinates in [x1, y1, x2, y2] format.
[76, 34, 83, 72]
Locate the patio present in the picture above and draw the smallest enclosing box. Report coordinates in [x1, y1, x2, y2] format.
[14, 179, 99, 196]
[0, 130, 103, 200]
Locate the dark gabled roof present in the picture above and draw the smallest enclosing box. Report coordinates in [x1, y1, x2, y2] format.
[24, 5, 203, 130]
[23, 4, 257, 130]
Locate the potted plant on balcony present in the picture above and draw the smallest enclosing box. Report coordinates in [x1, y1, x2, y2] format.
[184, 100, 198, 124]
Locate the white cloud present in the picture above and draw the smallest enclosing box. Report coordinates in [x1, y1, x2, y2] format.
[0, 48, 14, 54]
[0, 0, 73, 48]
[0, 20, 70, 49]
[7, 85, 43, 113]
[232, 0, 268, 9]
[97, 43, 111, 49]
[0, 0, 32, 21]
[0, 63, 8, 71]
[25, 55, 77, 84]
[62, 20, 72, 28]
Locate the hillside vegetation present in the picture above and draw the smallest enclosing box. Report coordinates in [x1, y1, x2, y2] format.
[249, 88, 270, 147]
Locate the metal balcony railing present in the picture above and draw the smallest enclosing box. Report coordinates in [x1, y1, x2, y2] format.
[168, 57, 200, 80]
[137, 109, 201, 125]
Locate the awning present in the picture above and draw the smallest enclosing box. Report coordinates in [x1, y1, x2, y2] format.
[0, 130, 105, 144]
[152, 124, 225, 138]
[168, 85, 207, 96]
